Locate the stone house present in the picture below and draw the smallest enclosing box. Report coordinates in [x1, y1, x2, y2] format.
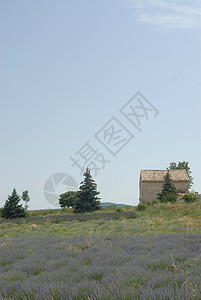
[139, 169, 189, 204]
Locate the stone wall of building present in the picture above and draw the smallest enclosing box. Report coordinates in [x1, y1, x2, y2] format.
[140, 181, 189, 203]
[140, 181, 163, 203]
[173, 182, 189, 193]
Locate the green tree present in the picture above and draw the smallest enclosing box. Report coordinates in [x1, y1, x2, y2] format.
[168, 161, 193, 189]
[74, 168, 101, 213]
[2, 189, 26, 219]
[59, 191, 78, 208]
[157, 171, 178, 203]
[21, 190, 30, 210]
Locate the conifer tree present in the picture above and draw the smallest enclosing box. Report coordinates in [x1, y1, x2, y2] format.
[74, 168, 101, 213]
[2, 189, 26, 219]
[157, 171, 178, 203]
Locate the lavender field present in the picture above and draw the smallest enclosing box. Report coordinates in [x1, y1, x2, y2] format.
[0, 234, 201, 299]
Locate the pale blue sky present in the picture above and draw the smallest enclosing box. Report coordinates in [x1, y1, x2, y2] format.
[1, 0, 201, 209]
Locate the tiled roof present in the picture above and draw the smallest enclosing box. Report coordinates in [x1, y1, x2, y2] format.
[140, 169, 189, 182]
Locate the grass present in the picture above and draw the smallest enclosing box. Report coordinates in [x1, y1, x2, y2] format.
[0, 200, 201, 238]
[27, 205, 130, 217]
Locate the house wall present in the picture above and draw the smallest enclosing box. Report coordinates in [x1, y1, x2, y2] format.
[139, 181, 189, 204]
[173, 182, 189, 193]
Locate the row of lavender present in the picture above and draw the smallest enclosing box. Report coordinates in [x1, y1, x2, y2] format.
[0, 234, 200, 299]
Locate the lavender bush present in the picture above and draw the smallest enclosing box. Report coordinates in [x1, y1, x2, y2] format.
[0, 234, 200, 299]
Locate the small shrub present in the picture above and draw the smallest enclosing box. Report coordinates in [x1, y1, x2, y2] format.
[116, 207, 123, 212]
[136, 203, 147, 211]
[160, 193, 177, 203]
[183, 194, 197, 203]
[152, 200, 159, 205]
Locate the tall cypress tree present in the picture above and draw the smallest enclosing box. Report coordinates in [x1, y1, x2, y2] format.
[74, 168, 101, 213]
[2, 189, 26, 219]
[157, 171, 178, 203]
